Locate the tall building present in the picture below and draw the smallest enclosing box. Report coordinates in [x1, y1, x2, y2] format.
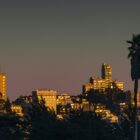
[83, 63, 124, 94]
[101, 63, 112, 88]
[32, 89, 57, 113]
[0, 73, 6, 100]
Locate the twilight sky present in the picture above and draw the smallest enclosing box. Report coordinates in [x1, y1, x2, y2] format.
[0, 0, 140, 100]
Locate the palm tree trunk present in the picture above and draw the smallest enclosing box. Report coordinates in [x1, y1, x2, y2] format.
[134, 78, 138, 140]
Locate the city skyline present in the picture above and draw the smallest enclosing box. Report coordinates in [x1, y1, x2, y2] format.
[0, 62, 130, 101]
[0, 0, 140, 100]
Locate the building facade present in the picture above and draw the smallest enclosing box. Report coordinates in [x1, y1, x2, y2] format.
[83, 63, 124, 94]
[90, 77, 106, 92]
[113, 80, 124, 91]
[11, 104, 23, 117]
[101, 63, 112, 88]
[0, 73, 6, 100]
[57, 94, 72, 105]
[32, 89, 57, 113]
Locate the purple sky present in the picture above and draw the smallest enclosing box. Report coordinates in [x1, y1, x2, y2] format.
[0, 0, 140, 100]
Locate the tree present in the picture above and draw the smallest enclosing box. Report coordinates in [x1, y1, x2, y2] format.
[127, 34, 140, 140]
[0, 113, 27, 139]
[86, 89, 101, 112]
[67, 111, 125, 140]
[5, 98, 12, 114]
[28, 98, 56, 140]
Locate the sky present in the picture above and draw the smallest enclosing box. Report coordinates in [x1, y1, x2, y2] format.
[0, 0, 140, 100]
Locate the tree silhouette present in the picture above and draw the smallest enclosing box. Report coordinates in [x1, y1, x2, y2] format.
[127, 34, 140, 140]
[28, 98, 56, 140]
[0, 113, 27, 139]
[5, 98, 12, 114]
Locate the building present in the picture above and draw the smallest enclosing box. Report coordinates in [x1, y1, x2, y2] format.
[83, 83, 93, 93]
[0, 73, 6, 100]
[57, 94, 72, 105]
[113, 80, 124, 91]
[57, 94, 72, 114]
[95, 104, 118, 123]
[14, 95, 32, 105]
[13, 95, 32, 117]
[101, 63, 112, 88]
[11, 104, 23, 117]
[83, 63, 124, 94]
[83, 78, 106, 93]
[32, 89, 57, 113]
[81, 99, 94, 112]
[90, 77, 106, 92]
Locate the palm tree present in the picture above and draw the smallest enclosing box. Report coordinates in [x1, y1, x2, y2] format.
[127, 34, 140, 140]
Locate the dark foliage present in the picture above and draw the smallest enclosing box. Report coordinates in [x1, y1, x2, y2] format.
[0, 114, 27, 140]
[28, 99, 128, 140]
[0, 97, 136, 140]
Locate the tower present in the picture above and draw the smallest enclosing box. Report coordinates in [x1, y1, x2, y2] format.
[101, 63, 112, 88]
[0, 73, 6, 100]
